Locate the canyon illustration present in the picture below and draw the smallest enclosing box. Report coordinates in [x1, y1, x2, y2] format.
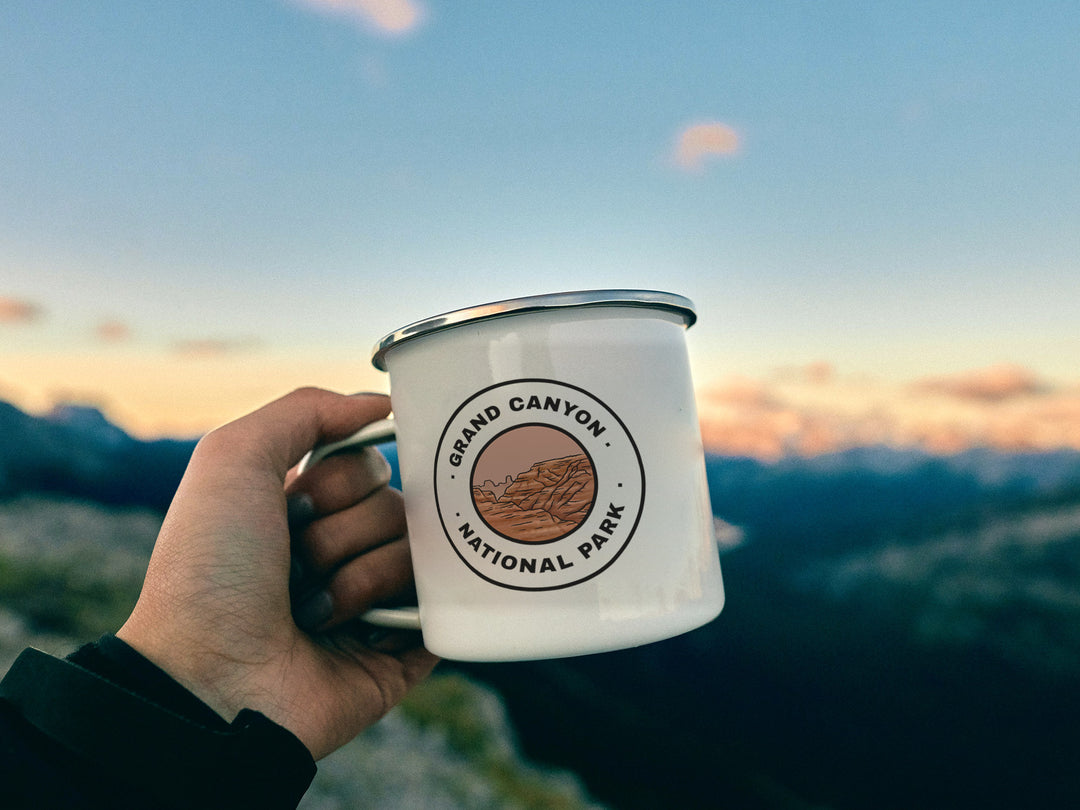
[471, 426, 596, 542]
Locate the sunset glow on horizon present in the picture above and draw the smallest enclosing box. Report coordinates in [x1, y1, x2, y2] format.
[697, 363, 1080, 460]
[2, 331, 1078, 462]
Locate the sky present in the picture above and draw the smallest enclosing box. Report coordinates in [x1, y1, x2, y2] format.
[1, 1, 1078, 454]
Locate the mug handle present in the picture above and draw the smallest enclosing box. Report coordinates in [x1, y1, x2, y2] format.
[297, 416, 398, 475]
[296, 416, 422, 632]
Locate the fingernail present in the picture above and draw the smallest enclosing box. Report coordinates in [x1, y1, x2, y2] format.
[288, 555, 309, 596]
[287, 493, 316, 529]
[294, 590, 334, 631]
[361, 447, 393, 484]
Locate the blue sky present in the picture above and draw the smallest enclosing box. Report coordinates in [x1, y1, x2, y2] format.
[1, 1, 1078, 441]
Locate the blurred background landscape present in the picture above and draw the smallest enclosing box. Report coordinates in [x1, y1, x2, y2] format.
[2, 1, 1079, 807]
[2, 401, 1078, 808]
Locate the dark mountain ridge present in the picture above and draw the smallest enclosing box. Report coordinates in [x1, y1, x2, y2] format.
[0, 401, 197, 513]
[4, 398, 1079, 524]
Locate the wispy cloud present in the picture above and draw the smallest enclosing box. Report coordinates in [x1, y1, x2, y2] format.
[95, 320, 132, 343]
[673, 121, 740, 171]
[171, 337, 262, 358]
[0, 296, 44, 324]
[698, 363, 1080, 459]
[291, 0, 425, 36]
[913, 364, 1045, 402]
[699, 373, 852, 459]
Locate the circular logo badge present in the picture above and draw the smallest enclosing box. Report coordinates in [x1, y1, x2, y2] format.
[434, 379, 645, 591]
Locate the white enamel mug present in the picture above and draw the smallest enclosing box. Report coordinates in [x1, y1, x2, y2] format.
[300, 290, 724, 661]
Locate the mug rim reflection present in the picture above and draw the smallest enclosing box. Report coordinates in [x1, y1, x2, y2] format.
[370, 289, 696, 371]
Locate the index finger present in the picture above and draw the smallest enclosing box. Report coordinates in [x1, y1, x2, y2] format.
[210, 388, 392, 480]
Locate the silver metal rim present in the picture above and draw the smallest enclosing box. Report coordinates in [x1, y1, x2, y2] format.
[371, 289, 697, 370]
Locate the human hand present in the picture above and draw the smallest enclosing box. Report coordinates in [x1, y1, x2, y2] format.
[117, 388, 438, 759]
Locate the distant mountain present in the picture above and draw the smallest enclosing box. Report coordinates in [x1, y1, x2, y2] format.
[5, 399, 1077, 525]
[705, 444, 1080, 562]
[475, 474, 514, 501]
[0, 401, 197, 513]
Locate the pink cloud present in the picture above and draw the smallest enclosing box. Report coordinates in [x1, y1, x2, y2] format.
[773, 361, 837, 386]
[702, 376, 776, 409]
[673, 121, 740, 171]
[171, 338, 262, 358]
[697, 365, 1080, 459]
[292, 0, 425, 35]
[0, 296, 44, 324]
[95, 320, 131, 343]
[913, 364, 1045, 402]
[699, 377, 833, 459]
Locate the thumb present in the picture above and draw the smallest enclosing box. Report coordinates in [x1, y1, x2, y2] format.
[209, 388, 392, 479]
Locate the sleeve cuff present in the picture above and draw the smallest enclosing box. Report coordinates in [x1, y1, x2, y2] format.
[0, 646, 316, 810]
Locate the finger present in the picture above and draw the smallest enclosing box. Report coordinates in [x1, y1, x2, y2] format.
[302, 636, 439, 759]
[295, 536, 414, 632]
[393, 643, 440, 685]
[213, 388, 392, 480]
[322, 639, 439, 746]
[286, 446, 392, 516]
[361, 628, 427, 655]
[300, 487, 407, 574]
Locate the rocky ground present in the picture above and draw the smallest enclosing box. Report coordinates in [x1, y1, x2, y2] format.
[0, 495, 606, 810]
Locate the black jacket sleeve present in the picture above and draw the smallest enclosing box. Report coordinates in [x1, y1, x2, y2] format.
[0, 636, 316, 810]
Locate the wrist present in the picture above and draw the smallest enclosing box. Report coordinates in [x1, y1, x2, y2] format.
[0, 644, 316, 809]
[114, 620, 314, 753]
[69, 634, 231, 728]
